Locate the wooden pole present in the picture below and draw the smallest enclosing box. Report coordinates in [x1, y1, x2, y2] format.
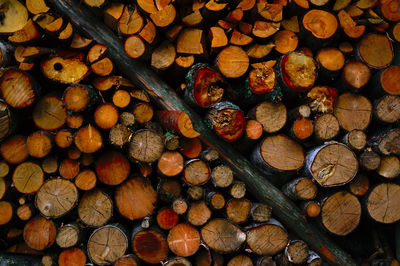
[48, 1, 356, 264]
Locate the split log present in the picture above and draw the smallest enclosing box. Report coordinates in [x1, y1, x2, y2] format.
[41, 52, 90, 84]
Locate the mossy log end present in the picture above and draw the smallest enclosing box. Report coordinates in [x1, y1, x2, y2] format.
[49, 1, 356, 265]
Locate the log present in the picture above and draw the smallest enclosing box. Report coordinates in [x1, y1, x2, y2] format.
[228, 255, 253, 266]
[78, 189, 112, 227]
[23, 216, 56, 251]
[285, 240, 309, 264]
[0, 135, 28, 164]
[114, 254, 139, 266]
[35, 178, 78, 218]
[334, 93, 372, 131]
[201, 218, 246, 253]
[131, 227, 169, 263]
[187, 201, 212, 226]
[96, 151, 130, 185]
[58, 248, 86, 266]
[320, 191, 361, 236]
[59, 158, 79, 179]
[207, 192, 226, 210]
[226, 198, 251, 224]
[374, 95, 400, 124]
[56, 224, 80, 248]
[377, 155, 400, 179]
[249, 101, 287, 134]
[359, 149, 381, 171]
[313, 114, 340, 142]
[184, 63, 225, 108]
[156, 208, 179, 230]
[0, 69, 39, 109]
[49, 2, 358, 263]
[366, 183, 400, 224]
[87, 224, 128, 265]
[369, 128, 400, 156]
[211, 164, 233, 188]
[115, 177, 157, 220]
[12, 162, 44, 194]
[41, 156, 58, 174]
[251, 134, 305, 183]
[0, 201, 13, 225]
[246, 219, 289, 256]
[26, 131, 52, 159]
[183, 159, 210, 186]
[167, 223, 200, 257]
[251, 203, 272, 222]
[206, 101, 245, 142]
[305, 142, 358, 187]
[349, 174, 370, 197]
[282, 177, 318, 201]
[33, 96, 67, 131]
[342, 130, 367, 151]
[129, 129, 164, 162]
[357, 33, 393, 69]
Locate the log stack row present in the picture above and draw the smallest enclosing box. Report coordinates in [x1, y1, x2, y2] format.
[0, 0, 399, 264]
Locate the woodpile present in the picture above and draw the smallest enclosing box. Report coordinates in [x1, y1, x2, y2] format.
[0, 0, 399, 265]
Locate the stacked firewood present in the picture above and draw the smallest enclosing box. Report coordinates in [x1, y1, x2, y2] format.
[0, 0, 399, 265]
